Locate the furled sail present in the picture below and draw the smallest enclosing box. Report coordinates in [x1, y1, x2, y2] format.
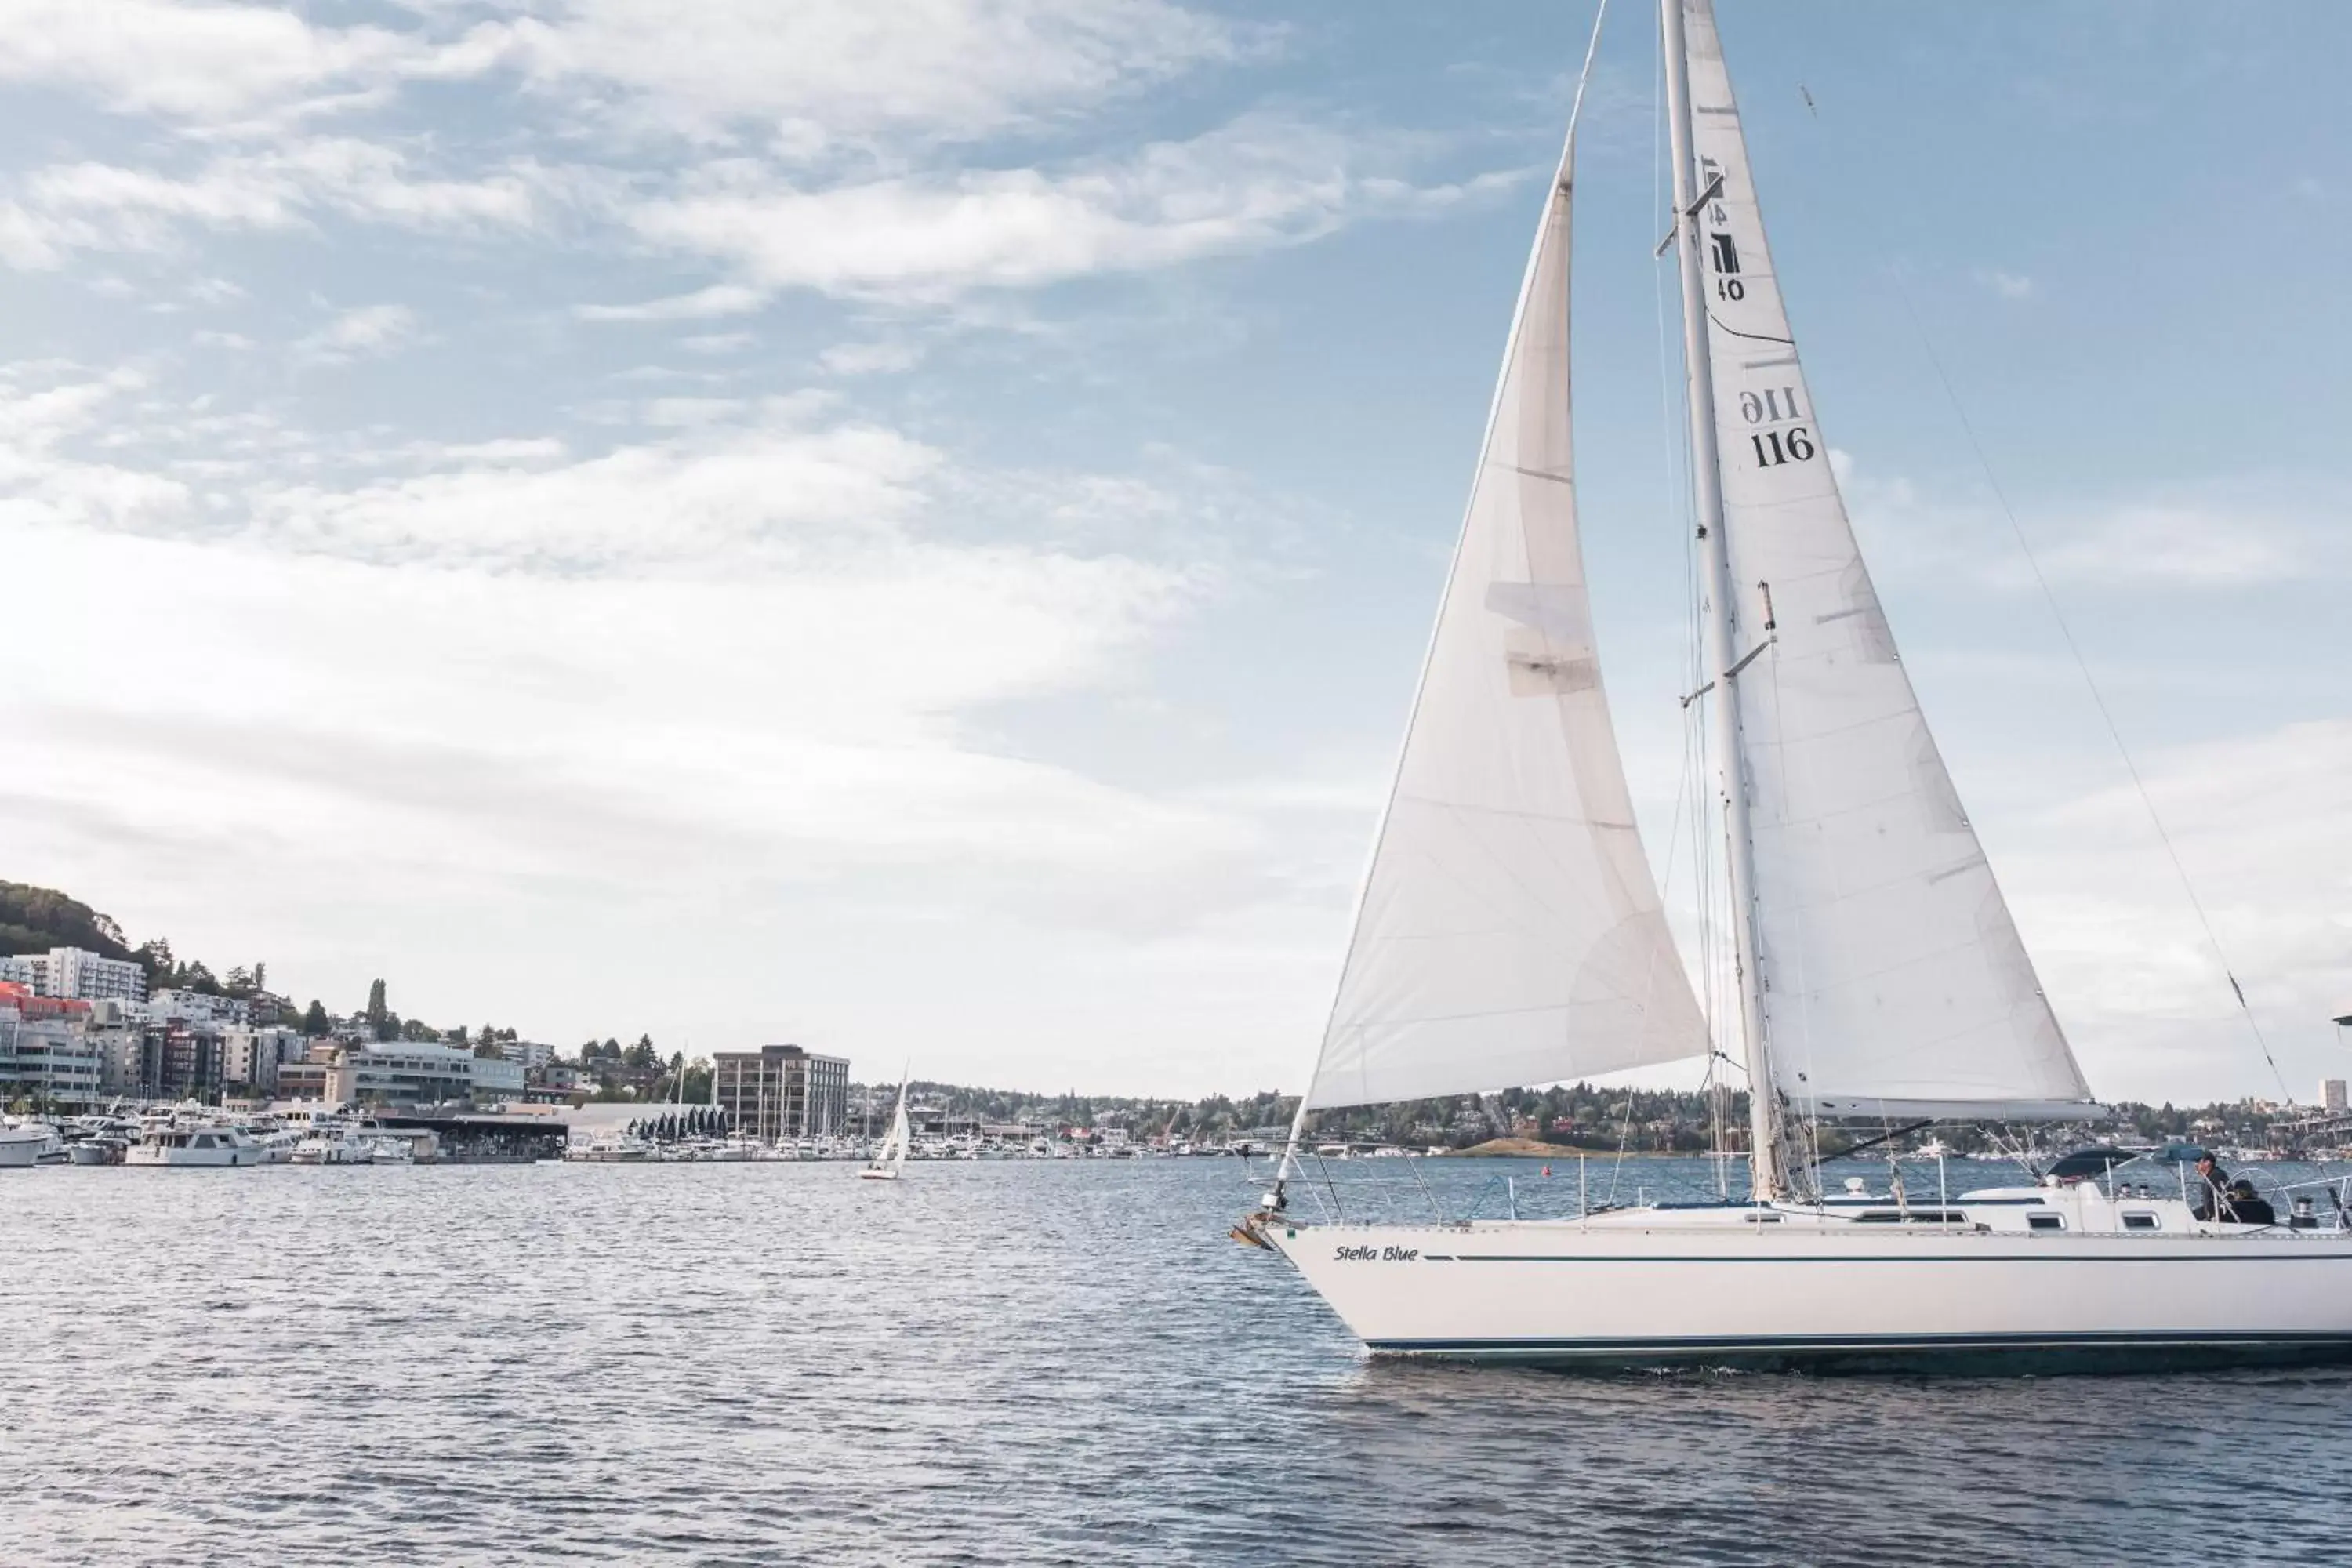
[1678, 0, 2097, 1120]
[1301, 124, 1708, 1112]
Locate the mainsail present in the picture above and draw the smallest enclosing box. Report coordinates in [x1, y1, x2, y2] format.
[1301, 116, 1708, 1112]
[1678, 0, 2096, 1120]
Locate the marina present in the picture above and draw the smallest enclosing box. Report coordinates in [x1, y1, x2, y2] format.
[1, 0, 2346, 1563]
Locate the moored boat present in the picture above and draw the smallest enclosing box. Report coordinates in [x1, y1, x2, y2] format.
[125, 1126, 267, 1167]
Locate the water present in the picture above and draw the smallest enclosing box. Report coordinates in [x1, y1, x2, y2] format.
[8, 1156, 2350, 1566]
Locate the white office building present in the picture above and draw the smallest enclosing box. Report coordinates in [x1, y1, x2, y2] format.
[220, 1025, 306, 1092]
[502, 1040, 557, 1073]
[150, 989, 253, 1028]
[276, 1041, 530, 1105]
[0, 999, 104, 1109]
[0, 947, 147, 1003]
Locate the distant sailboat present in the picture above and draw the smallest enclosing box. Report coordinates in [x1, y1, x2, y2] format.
[1240, 0, 2352, 1371]
[861, 1074, 910, 1181]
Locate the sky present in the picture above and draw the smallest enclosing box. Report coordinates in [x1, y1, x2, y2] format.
[1, 0, 2347, 1103]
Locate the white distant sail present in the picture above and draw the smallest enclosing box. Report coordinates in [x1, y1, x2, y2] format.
[1678, 0, 2096, 1120]
[862, 1076, 910, 1179]
[1301, 118, 1708, 1112]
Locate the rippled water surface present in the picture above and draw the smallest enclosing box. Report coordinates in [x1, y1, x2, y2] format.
[9, 1156, 2350, 1566]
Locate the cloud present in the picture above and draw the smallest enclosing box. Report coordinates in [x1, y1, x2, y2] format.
[1976, 267, 2035, 300]
[499, 0, 1244, 147]
[1840, 453, 2343, 593]
[575, 283, 767, 322]
[620, 117, 1500, 303]
[820, 341, 924, 376]
[0, 0, 517, 123]
[294, 302, 419, 365]
[0, 138, 546, 270]
[1994, 719, 2352, 1101]
[0, 0, 1246, 151]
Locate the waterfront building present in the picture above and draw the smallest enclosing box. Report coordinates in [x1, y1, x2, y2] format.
[150, 989, 252, 1028]
[274, 1041, 527, 1105]
[220, 1025, 306, 1093]
[158, 1025, 224, 1102]
[470, 1052, 526, 1101]
[0, 946, 147, 1002]
[275, 1046, 354, 1104]
[713, 1044, 849, 1143]
[0, 984, 103, 1109]
[2327, 1080, 2348, 1115]
[504, 1040, 557, 1073]
[91, 1023, 155, 1097]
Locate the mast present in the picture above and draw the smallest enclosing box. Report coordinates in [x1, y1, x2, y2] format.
[1661, 0, 1787, 1200]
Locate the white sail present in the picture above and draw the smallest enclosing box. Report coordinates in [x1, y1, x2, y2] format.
[886, 1086, 909, 1174]
[1679, 0, 2096, 1120]
[1302, 119, 1708, 1112]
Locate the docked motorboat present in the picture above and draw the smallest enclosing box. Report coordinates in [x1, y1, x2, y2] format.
[568, 1131, 651, 1162]
[125, 1126, 267, 1167]
[289, 1127, 376, 1165]
[0, 1121, 60, 1168]
[66, 1136, 129, 1166]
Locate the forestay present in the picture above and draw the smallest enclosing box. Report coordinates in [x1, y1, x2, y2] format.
[1302, 121, 1707, 1112]
[1679, 0, 2097, 1120]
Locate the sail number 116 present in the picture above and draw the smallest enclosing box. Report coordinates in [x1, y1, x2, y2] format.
[1740, 386, 1815, 468]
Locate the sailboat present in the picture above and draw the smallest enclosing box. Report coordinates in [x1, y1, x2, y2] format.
[1240, 0, 2352, 1370]
[860, 1075, 910, 1181]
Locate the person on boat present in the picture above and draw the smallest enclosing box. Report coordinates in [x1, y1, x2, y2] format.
[2190, 1153, 2231, 1221]
[2226, 1178, 2277, 1227]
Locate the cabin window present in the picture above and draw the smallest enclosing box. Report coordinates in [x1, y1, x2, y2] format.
[1744, 1213, 1782, 1224]
[2027, 1213, 2064, 1232]
[2122, 1212, 2159, 1231]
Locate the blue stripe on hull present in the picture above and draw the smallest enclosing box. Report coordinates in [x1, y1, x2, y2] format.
[1365, 1330, 2352, 1376]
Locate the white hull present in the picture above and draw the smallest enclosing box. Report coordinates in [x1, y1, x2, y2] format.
[0, 1131, 50, 1168]
[1261, 1200, 2352, 1370]
[858, 1167, 900, 1181]
[125, 1142, 267, 1168]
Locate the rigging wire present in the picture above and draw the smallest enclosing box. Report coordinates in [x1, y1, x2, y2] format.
[1887, 281, 2294, 1107]
[1791, 81, 2292, 1107]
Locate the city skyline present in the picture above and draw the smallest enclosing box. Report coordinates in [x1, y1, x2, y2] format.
[2, 2, 2347, 1102]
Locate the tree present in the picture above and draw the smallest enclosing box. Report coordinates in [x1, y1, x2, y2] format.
[398, 1017, 438, 1042]
[302, 999, 331, 1036]
[474, 1040, 506, 1060]
[365, 979, 399, 1042]
[0, 882, 142, 964]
